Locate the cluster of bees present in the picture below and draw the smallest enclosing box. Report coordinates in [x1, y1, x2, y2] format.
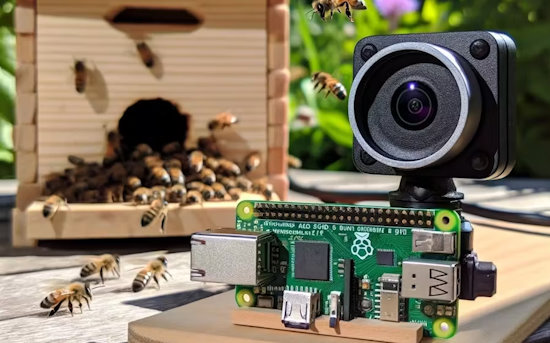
[41, 254, 170, 317]
[42, 111, 275, 232]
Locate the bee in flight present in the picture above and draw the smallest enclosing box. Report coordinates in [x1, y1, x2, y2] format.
[132, 256, 172, 292]
[243, 151, 261, 173]
[312, 72, 347, 100]
[42, 195, 69, 220]
[73, 60, 87, 93]
[40, 282, 93, 317]
[312, 0, 367, 22]
[141, 199, 169, 233]
[208, 111, 239, 131]
[80, 254, 121, 284]
[136, 42, 155, 68]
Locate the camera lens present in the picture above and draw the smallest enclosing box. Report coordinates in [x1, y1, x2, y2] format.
[392, 82, 437, 130]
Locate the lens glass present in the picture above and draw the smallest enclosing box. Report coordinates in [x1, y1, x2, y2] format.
[391, 82, 437, 130]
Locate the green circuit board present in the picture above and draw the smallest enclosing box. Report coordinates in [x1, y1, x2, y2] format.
[234, 200, 461, 339]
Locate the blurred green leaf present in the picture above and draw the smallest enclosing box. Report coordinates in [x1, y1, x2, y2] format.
[317, 110, 353, 148]
[0, 66, 15, 124]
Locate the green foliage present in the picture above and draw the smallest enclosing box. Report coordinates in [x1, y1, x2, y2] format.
[0, 0, 14, 178]
[289, 0, 550, 177]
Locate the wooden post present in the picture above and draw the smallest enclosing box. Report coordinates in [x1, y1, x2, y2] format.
[266, 2, 290, 200]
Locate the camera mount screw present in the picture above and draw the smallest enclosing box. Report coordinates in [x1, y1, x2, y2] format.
[360, 151, 376, 166]
[471, 152, 489, 171]
[470, 39, 490, 60]
[361, 44, 378, 61]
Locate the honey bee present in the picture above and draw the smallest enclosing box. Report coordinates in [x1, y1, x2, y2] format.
[253, 179, 274, 200]
[40, 282, 93, 317]
[220, 176, 237, 190]
[198, 136, 221, 157]
[186, 181, 205, 191]
[200, 168, 216, 185]
[136, 42, 154, 68]
[151, 167, 171, 186]
[244, 152, 261, 173]
[132, 187, 150, 205]
[126, 176, 142, 191]
[80, 254, 120, 284]
[105, 130, 122, 161]
[162, 141, 182, 156]
[218, 159, 241, 176]
[228, 187, 242, 200]
[205, 157, 220, 170]
[288, 154, 303, 169]
[67, 155, 86, 167]
[144, 155, 163, 169]
[141, 199, 169, 233]
[73, 60, 87, 93]
[182, 190, 202, 205]
[42, 195, 69, 220]
[236, 176, 253, 191]
[105, 184, 124, 203]
[312, 0, 366, 22]
[312, 72, 347, 100]
[208, 111, 239, 131]
[164, 158, 182, 170]
[201, 185, 215, 201]
[132, 144, 154, 160]
[132, 256, 172, 292]
[211, 182, 228, 199]
[150, 186, 167, 201]
[167, 184, 187, 203]
[168, 167, 185, 185]
[189, 150, 204, 173]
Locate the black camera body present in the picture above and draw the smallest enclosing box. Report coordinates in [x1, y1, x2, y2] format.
[349, 31, 516, 180]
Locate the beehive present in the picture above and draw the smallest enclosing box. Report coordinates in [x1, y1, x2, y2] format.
[12, 0, 290, 246]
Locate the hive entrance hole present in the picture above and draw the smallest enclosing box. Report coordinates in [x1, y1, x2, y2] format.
[118, 98, 190, 155]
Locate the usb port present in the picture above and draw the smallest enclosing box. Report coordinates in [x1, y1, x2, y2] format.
[281, 291, 320, 329]
[401, 259, 460, 302]
[190, 228, 276, 286]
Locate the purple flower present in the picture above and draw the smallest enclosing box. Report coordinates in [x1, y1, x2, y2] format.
[375, 0, 419, 18]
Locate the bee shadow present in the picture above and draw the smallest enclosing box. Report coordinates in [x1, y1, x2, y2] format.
[122, 286, 233, 311]
[111, 286, 134, 293]
[85, 67, 109, 114]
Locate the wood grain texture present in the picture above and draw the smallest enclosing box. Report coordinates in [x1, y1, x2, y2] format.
[268, 124, 288, 148]
[233, 308, 422, 343]
[268, 40, 289, 70]
[14, 124, 36, 151]
[128, 222, 550, 343]
[268, 4, 289, 43]
[268, 97, 288, 125]
[11, 208, 37, 247]
[16, 34, 35, 64]
[15, 182, 42, 210]
[16, 92, 36, 124]
[268, 69, 290, 98]
[16, 151, 37, 183]
[268, 173, 288, 200]
[16, 0, 36, 8]
[267, 147, 287, 175]
[24, 193, 267, 239]
[16, 63, 35, 93]
[15, 6, 35, 33]
[35, 0, 269, 181]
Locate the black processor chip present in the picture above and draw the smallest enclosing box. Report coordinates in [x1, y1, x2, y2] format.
[294, 241, 330, 281]
[377, 249, 395, 266]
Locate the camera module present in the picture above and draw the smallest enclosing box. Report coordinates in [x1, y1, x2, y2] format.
[391, 81, 437, 130]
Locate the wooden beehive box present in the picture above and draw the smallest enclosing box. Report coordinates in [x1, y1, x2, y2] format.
[12, 0, 290, 246]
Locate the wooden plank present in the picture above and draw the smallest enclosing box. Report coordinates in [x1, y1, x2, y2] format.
[268, 40, 289, 71]
[35, 0, 269, 181]
[16, 63, 36, 93]
[267, 4, 289, 43]
[17, 0, 37, 7]
[233, 307, 422, 343]
[267, 147, 287, 175]
[16, 34, 36, 64]
[16, 183, 42, 210]
[14, 124, 36, 152]
[11, 208, 37, 247]
[268, 97, 288, 125]
[268, 69, 290, 98]
[15, 6, 35, 33]
[16, 151, 37, 183]
[268, 124, 288, 148]
[24, 193, 267, 239]
[268, 173, 288, 200]
[16, 92, 37, 124]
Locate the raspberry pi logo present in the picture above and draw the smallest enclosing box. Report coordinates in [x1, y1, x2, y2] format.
[351, 232, 374, 260]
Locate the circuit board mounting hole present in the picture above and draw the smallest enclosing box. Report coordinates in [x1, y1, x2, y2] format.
[442, 216, 450, 224]
[440, 322, 449, 332]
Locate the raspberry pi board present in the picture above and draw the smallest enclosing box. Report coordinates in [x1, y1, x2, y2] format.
[191, 201, 463, 339]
